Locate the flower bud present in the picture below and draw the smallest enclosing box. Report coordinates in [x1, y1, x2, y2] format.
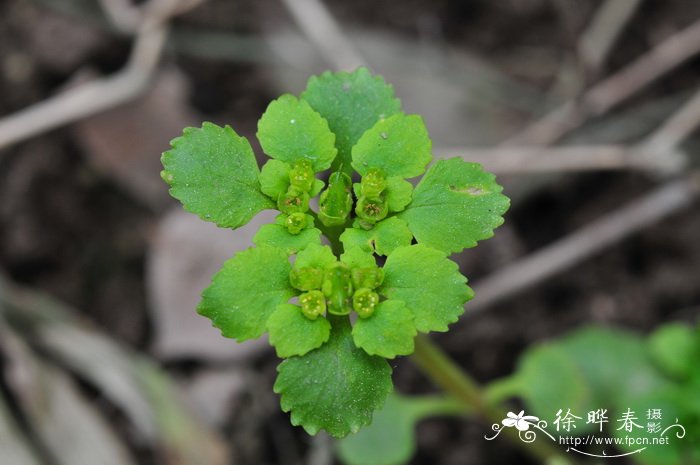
[319, 171, 353, 227]
[299, 290, 326, 320]
[353, 288, 379, 319]
[289, 266, 324, 291]
[285, 212, 308, 234]
[360, 168, 387, 197]
[321, 262, 353, 315]
[289, 159, 315, 192]
[351, 267, 384, 290]
[278, 187, 310, 214]
[355, 195, 388, 224]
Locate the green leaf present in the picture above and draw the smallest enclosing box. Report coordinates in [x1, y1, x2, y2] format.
[267, 304, 331, 358]
[385, 177, 413, 212]
[340, 217, 413, 256]
[648, 323, 698, 379]
[257, 94, 337, 171]
[198, 246, 295, 341]
[311, 178, 325, 197]
[351, 113, 431, 178]
[336, 393, 464, 465]
[352, 300, 416, 358]
[613, 388, 692, 465]
[301, 67, 401, 174]
[259, 159, 290, 200]
[340, 247, 376, 269]
[399, 158, 510, 254]
[336, 394, 416, 465]
[381, 245, 473, 332]
[295, 243, 337, 269]
[253, 224, 321, 255]
[506, 327, 670, 433]
[515, 344, 593, 425]
[353, 177, 413, 213]
[161, 122, 273, 228]
[274, 317, 393, 437]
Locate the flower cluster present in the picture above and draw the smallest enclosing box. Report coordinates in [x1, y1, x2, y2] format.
[161, 67, 509, 438]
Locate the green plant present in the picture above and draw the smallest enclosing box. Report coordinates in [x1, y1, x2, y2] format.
[160, 67, 509, 438]
[485, 323, 700, 465]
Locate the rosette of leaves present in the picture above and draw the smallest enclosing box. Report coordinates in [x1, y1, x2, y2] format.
[161, 67, 510, 438]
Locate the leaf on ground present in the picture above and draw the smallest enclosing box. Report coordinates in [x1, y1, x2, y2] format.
[198, 246, 295, 341]
[352, 300, 416, 359]
[381, 245, 473, 333]
[399, 158, 509, 254]
[257, 94, 337, 171]
[267, 304, 331, 357]
[274, 317, 392, 438]
[340, 217, 413, 256]
[161, 122, 273, 228]
[351, 113, 431, 178]
[301, 67, 401, 174]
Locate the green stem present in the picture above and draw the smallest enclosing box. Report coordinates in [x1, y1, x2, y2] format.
[309, 210, 346, 256]
[411, 335, 573, 465]
[408, 395, 469, 420]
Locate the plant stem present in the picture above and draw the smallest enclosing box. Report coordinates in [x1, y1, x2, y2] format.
[411, 335, 573, 465]
[310, 210, 346, 256]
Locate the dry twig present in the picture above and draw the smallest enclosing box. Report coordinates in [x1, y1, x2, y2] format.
[507, 17, 700, 146]
[0, 0, 204, 151]
[577, 0, 643, 77]
[435, 144, 685, 174]
[467, 177, 699, 314]
[280, 0, 365, 71]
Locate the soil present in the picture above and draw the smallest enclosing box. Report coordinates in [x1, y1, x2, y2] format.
[1, 1, 699, 464]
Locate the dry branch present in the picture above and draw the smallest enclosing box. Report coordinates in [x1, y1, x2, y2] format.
[507, 18, 700, 146]
[0, 0, 204, 151]
[467, 177, 698, 314]
[435, 145, 685, 174]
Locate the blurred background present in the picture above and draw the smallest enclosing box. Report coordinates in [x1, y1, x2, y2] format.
[0, 0, 699, 464]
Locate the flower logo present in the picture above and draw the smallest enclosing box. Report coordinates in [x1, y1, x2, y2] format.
[502, 410, 540, 431]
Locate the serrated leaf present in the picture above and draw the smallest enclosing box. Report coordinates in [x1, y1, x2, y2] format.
[274, 317, 393, 438]
[399, 158, 510, 254]
[385, 177, 413, 212]
[340, 247, 376, 269]
[295, 243, 337, 269]
[381, 245, 473, 333]
[352, 300, 416, 358]
[198, 246, 295, 341]
[253, 224, 321, 255]
[259, 159, 291, 200]
[161, 122, 273, 228]
[267, 304, 331, 358]
[301, 67, 401, 174]
[351, 114, 431, 178]
[340, 217, 413, 256]
[257, 94, 337, 171]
